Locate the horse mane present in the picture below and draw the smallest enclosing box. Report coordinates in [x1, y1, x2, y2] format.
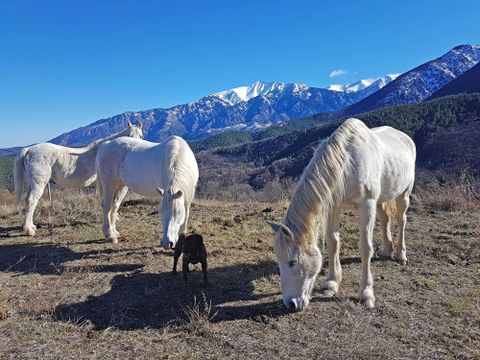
[166, 136, 198, 204]
[279, 118, 372, 252]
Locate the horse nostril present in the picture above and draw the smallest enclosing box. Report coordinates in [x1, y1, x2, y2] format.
[288, 300, 298, 311]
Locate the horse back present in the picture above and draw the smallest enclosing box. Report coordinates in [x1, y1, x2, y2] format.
[342, 122, 416, 203]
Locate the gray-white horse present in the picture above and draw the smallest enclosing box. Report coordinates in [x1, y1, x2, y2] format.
[95, 135, 199, 249]
[14, 121, 143, 236]
[268, 118, 416, 310]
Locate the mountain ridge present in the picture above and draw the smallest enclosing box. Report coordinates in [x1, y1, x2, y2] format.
[428, 62, 480, 99]
[49, 76, 396, 147]
[342, 44, 480, 115]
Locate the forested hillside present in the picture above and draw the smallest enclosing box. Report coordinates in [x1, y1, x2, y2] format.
[0, 155, 15, 192]
[196, 94, 480, 188]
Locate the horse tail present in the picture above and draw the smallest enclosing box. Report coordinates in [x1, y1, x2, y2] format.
[95, 156, 103, 204]
[13, 148, 29, 207]
[383, 199, 397, 219]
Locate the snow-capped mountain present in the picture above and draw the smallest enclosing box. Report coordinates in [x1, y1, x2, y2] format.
[344, 45, 480, 114]
[214, 81, 286, 105]
[328, 74, 400, 101]
[42, 45, 480, 147]
[50, 78, 392, 146]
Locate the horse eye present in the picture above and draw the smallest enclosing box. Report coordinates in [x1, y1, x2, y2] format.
[288, 259, 298, 267]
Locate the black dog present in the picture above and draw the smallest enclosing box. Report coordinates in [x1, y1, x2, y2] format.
[173, 233, 208, 285]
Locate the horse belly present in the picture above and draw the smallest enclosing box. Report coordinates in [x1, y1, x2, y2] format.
[51, 161, 96, 188]
[374, 164, 413, 204]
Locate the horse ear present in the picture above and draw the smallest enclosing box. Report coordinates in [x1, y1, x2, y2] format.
[267, 221, 293, 239]
[138, 121, 142, 129]
[128, 120, 133, 128]
[156, 187, 165, 196]
[174, 190, 183, 198]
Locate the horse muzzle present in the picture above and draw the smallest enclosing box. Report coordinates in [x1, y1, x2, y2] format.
[284, 296, 309, 312]
[161, 239, 175, 250]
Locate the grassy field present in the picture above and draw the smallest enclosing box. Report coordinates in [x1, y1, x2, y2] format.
[0, 189, 479, 359]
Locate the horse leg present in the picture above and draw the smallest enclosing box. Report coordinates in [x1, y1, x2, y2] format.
[23, 182, 46, 236]
[110, 186, 128, 238]
[378, 203, 394, 259]
[394, 193, 410, 265]
[358, 199, 376, 308]
[101, 184, 118, 243]
[320, 209, 341, 297]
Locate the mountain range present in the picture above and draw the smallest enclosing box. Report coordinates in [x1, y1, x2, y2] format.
[50, 75, 397, 146]
[2, 44, 480, 151]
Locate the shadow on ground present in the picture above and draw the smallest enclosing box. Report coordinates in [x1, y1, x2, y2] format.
[0, 241, 144, 275]
[0, 226, 24, 238]
[54, 260, 285, 330]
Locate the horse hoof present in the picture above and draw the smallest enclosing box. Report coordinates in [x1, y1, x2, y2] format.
[394, 253, 407, 266]
[363, 297, 375, 308]
[323, 289, 336, 297]
[107, 237, 118, 244]
[359, 289, 375, 308]
[320, 280, 339, 297]
[26, 229, 36, 236]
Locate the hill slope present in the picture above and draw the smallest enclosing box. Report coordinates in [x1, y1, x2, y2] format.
[428, 62, 480, 99]
[342, 45, 480, 115]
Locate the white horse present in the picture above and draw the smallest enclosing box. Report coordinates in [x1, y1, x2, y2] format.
[14, 121, 143, 236]
[268, 118, 416, 310]
[95, 135, 199, 249]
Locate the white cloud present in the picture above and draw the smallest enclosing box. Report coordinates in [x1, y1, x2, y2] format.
[329, 69, 348, 78]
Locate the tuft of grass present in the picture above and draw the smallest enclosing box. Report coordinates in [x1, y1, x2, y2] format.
[180, 292, 218, 337]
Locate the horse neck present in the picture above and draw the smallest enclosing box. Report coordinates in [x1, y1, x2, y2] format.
[164, 144, 196, 205]
[89, 128, 131, 149]
[283, 124, 357, 247]
[284, 182, 326, 249]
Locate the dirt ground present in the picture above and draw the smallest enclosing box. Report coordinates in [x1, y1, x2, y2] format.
[0, 191, 479, 359]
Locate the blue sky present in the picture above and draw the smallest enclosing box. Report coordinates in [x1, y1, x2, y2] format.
[1, 0, 479, 147]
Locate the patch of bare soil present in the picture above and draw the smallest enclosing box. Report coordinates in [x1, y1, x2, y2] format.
[0, 193, 479, 359]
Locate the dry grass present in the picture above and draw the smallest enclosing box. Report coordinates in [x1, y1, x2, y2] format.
[415, 169, 480, 212]
[0, 188, 479, 359]
[180, 292, 218, 337]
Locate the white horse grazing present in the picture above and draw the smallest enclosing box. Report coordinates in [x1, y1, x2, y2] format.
[14, 121, 143, 236]
[268, 118, 416, 310]
[95, 135, 199, 249]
